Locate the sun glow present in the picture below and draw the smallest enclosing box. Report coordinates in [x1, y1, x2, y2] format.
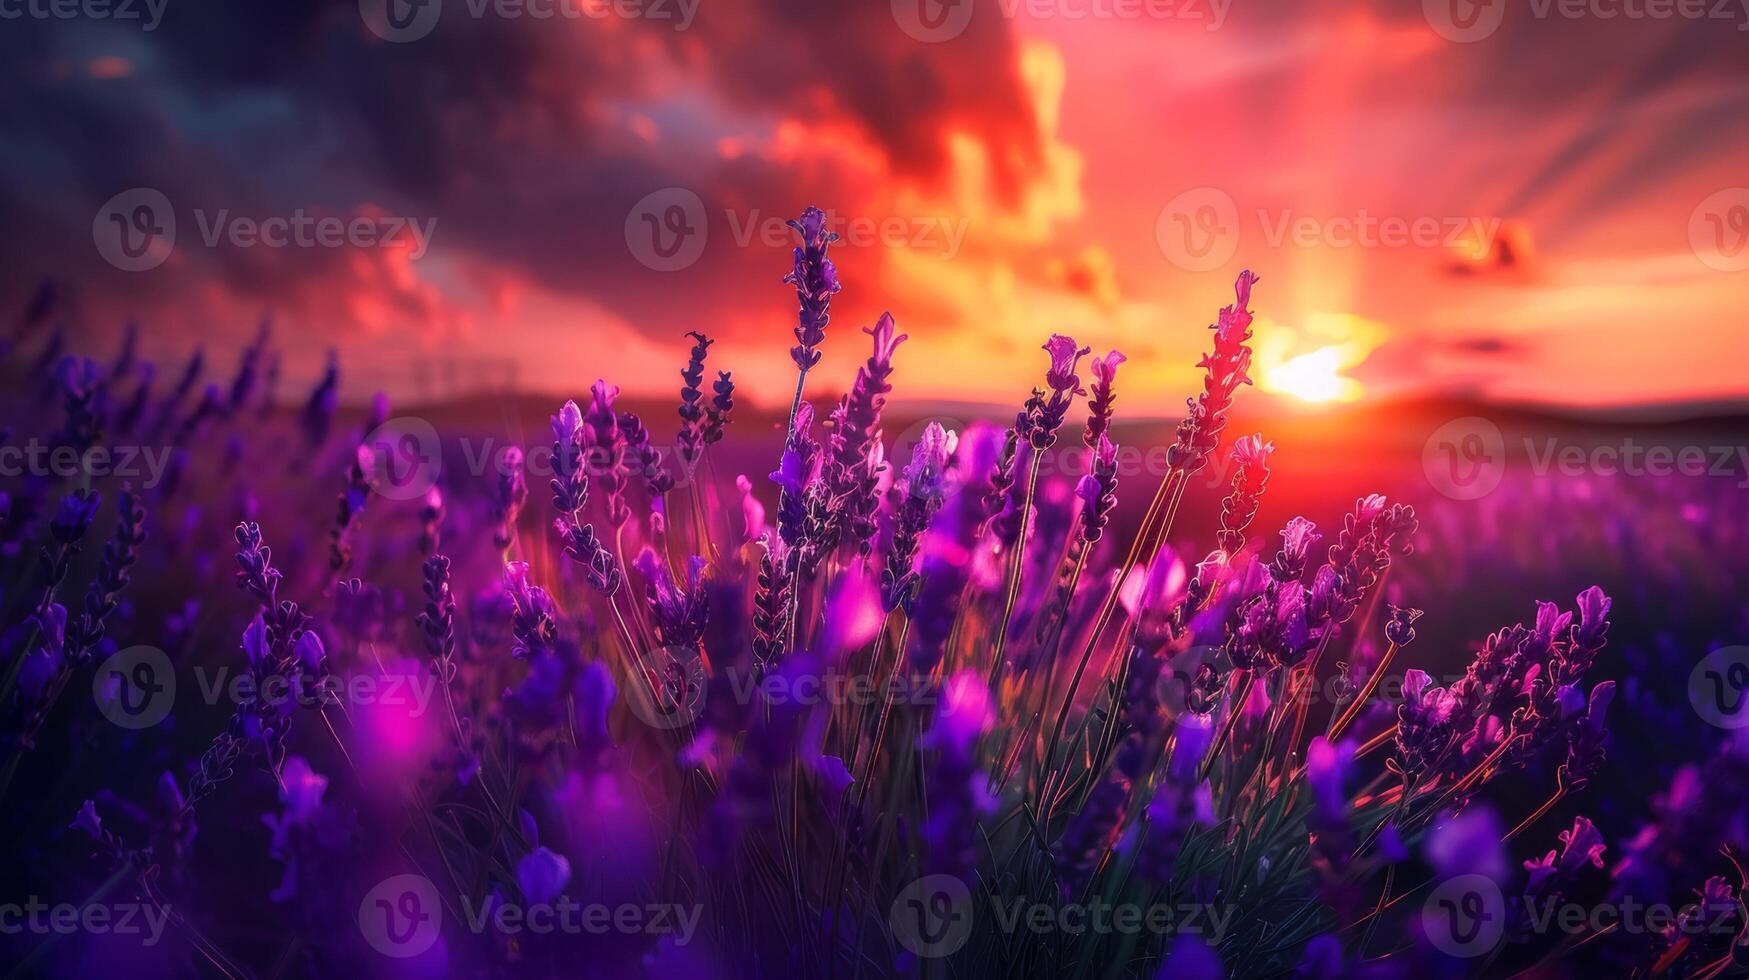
[1254, 312, 1386, 404]
[1267, 347, 1354, 403]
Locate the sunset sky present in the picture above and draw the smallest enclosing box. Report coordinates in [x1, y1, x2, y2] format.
[2, 0, 1745, 414]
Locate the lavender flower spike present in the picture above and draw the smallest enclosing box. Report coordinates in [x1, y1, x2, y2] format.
[1167, 270, 1259, 476]
[784, 206, 841, 373]
[1029, 334, 1092, 450]
[1083, 349, 1126, 448]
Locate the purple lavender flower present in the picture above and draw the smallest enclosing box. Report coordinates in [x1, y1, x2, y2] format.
[301, 350, 339, 447]
[1392, 668, 1456, 781]
[554, 518, 623, 595]
[634, 550, 708, 647]
[825, 312, 906, 553]
[619, 411, 675, 497]
[549, 398, 588, 514]
[1028, 334, 1091, 450]
[1075, 433, 1120, 543]
[676, 331, 713, 466]
[881, 423, 955, 610]
[492, 446, 528, 550]
[1215, 433, 1272, 554]
[770, 401, 820, 565]
[784, 206, 841, 373]
[1383, 605, 1423, 647]
[516, 846, 571, 905]
[49, 488, 101, 545]
[704, 370, 735, 446]
[584, 379, 629, 527]
[751, 538, 793, 666]
[1082, 349, 1125, 448]
[1269, 516, 1320, 583]
[504, 561, 559, 659]
[1167, 270, 1259, 476]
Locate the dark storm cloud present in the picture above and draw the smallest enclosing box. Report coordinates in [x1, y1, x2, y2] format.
[0, 0, 1044, 353]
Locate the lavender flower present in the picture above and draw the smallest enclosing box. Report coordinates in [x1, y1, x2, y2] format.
[504, 561, 558, 659]
[492, 446, 528, 550]
[1269, 517, 1320, 583]
[770, 401, 820, 564]
[585, 379, 629, 527]
[677, 331, 713, 466]
[1076, 433, 1119, 543]
[1082, 349, 1126, 448]
[784, 206, 841, 373]
[1215, 433, 1273, 555]
[1167, 270, 1258, 476]
[1028, 334, 1091, 450]
[704, 370, 735, 446]
[826, 313, 906, 553]
[619, 411, 675, 497]
[881, 423, 955, 610]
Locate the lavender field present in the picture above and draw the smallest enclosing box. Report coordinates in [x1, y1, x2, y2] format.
[1, 226, 1746, 979]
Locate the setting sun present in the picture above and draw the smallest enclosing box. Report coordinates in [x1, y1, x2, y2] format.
[1265, 346, 1357, 403]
